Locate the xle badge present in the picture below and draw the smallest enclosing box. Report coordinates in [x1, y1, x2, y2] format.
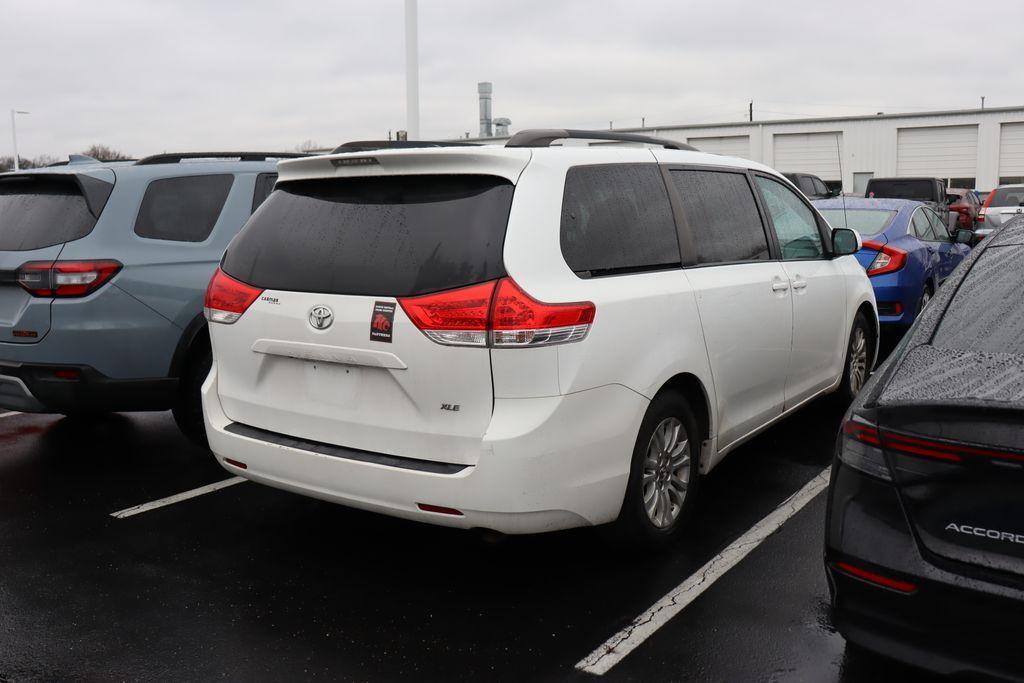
[370, 301, 396, 343]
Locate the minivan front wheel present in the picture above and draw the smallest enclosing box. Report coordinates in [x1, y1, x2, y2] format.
[615, 391, 701, 549]
[836, 312, 872, 403]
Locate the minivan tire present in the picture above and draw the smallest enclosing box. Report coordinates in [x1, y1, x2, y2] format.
[614, 390, 701, 550]
[172, 345, 212, 449]
[835, 312, 872, 405]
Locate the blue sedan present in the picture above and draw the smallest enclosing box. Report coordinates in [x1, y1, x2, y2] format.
[812, 197, 971, 330]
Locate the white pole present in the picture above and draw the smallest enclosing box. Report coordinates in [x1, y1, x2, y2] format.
[11, 110, 18, 172]
[404, 0, 420, 139]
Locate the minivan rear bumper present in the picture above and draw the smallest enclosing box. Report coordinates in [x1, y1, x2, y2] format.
[203, 366, 648, 535]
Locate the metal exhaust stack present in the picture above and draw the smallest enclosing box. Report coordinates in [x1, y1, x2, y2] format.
[478, 82, 493, 138]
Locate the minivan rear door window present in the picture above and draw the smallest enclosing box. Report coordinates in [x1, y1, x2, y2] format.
[670, 169, 770, 265]
[222, 174, 514, 296]
[560, 164, 680, 277]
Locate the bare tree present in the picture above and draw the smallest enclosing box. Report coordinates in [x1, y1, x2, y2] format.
[81, 144, 132, 161]
[295, 139, 325, 153]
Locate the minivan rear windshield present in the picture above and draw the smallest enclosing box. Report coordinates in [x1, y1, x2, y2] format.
[0, 176, 99, 251]
[222, 175, 514, 297]
[987, 187, 1024, 207]
[818, 209, 897, 235]
[866, 180, 934, 201]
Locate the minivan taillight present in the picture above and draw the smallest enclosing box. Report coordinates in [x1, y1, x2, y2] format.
[398, 277, 595, 348]
[205, 268, 263, 324]
[17, 260, 122, 297]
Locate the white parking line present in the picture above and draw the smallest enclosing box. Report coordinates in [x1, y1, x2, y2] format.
[110, 476, 247, 519]
[0, 411, 21, 419]
[575, 466, 832, 676]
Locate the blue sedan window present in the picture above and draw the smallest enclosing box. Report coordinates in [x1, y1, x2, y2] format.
[818, 209, 896, 236]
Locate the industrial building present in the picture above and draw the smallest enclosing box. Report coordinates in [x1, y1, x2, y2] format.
[470, 105, 1024, 193]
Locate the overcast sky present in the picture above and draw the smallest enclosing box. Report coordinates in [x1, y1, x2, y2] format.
[3, 0, 1022, 158]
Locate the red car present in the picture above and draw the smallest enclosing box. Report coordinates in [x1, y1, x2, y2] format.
[946, 188, 982, 229]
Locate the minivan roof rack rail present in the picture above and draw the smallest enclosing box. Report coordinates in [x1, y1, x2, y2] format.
[505, 128, 697, 151]
[331, 140, 482, 154]
[135, 152, 310, 165]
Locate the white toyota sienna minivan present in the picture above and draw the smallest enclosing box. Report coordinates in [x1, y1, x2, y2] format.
[202, 130, 877, 546]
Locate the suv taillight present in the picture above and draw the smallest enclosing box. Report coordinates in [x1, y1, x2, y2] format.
[205, 268, 263, 324]
[16, 260, 122, 297]
[398, 277, 595, 348]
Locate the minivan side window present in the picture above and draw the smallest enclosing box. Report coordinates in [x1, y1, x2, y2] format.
[754, 175, 824, 259]
[560, 164, 680, 277]
[134, 174, 234, 242]
[251, 173, 278, 213]
[670, 170, 769, 265]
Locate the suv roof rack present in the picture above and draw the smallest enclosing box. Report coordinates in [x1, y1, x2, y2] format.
[505, 128, 697, 151]
[135, 152, 309, 166]
[331, 140, 482, 154]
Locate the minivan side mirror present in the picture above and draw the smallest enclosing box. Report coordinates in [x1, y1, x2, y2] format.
[832, 227, 860, 257]
[955, 228, 974, 245]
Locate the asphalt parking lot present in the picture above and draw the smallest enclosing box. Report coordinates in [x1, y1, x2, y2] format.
[0, 400, 935, 682]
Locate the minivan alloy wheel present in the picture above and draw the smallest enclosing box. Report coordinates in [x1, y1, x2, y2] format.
[642, 417, 691, 528]
[848, 327, 868, 394]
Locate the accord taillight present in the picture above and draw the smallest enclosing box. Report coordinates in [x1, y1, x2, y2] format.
[16, 260, 122, 298]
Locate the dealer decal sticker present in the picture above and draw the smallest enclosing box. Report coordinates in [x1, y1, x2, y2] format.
[370, 301, 396, 343]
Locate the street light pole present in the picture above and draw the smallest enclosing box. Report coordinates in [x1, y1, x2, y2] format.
[10, 109, 29, 171]
[404, 0, 420, 139]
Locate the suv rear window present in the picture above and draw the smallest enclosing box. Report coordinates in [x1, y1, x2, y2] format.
[932, 246, 1024, 354]
[866, 179, 935, 201]
[988, 187, 1024, 207]
[222, 174, 514, 297]
[560, 164, 679, 277]
[134, 174, 233, 242]
[0, 176, 99, 251]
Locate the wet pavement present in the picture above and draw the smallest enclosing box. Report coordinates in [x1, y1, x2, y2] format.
[0, 402, 933, 681]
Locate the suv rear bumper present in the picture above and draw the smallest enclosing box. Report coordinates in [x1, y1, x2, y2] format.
[0, 362, 177, 413]
[202, 366, 648, 535]
[825, 461, 1024, 678]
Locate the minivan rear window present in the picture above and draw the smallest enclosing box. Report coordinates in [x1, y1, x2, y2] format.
[932, 246, 1024, 354]
[222, 175, 514, 297]
[0, 176, 99, 251]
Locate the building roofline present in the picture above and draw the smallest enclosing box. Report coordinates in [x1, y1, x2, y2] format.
[459, 105, 1024, 143]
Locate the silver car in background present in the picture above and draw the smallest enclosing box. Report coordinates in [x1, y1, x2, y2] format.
[977, 184, 1024, 241]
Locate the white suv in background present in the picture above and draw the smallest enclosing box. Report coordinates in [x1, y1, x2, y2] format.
[202, 129, 876, 546]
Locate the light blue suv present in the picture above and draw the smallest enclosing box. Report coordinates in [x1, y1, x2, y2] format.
[0, 152, 301, 444]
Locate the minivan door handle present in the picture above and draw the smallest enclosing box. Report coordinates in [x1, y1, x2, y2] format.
[771, 281, 790, 292]
[791, 280, 808, 290]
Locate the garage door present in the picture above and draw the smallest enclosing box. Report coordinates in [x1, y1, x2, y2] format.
[686, 135, 750, 158]
[896, 125, 977, 176]
[999, 122, 1024, 176]
[773, 132, 842, 179]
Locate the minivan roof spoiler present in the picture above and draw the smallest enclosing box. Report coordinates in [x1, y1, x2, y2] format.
[505, 129, 698, 151]
[135, 152, 310, 165]
[331, 140, 482, 154]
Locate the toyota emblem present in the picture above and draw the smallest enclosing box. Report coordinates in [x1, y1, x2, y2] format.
[309, 305, 334, 330]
